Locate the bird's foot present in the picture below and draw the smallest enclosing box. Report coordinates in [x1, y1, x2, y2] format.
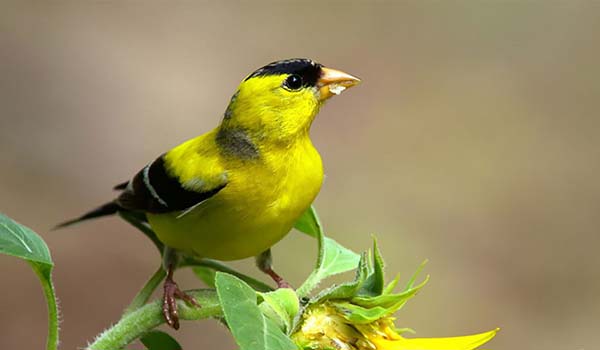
[256, 249, 293, 289]
[162, 275, 200, 330]
[276, 279, 293, 289]
[264, 267, 293, 289]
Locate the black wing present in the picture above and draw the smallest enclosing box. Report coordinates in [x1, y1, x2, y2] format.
[117, 155, 226, 214]
[54, 154, 226, 229]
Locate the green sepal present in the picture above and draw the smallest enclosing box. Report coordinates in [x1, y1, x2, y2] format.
[395, 327, 417, 335]
[351, 275, 429, 309]
[357, 237, 385, 296]
[333, 302, 393, 324]
[332, 275, 428, 324]
[405, 259, 428, 290]
[310, 236, 389, 303]
[306, 237, 429, 323]
[382, 273, 401, 295]
[311, 252, 370, 303]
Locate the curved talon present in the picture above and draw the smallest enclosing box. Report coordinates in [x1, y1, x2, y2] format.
[175, 288, 200, 306]
[162, 265, 200, 330]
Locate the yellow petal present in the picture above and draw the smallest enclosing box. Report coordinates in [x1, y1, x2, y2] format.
[370, 328, 499, 350]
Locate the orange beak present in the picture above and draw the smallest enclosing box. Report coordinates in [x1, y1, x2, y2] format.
[317, 67, 361, 101]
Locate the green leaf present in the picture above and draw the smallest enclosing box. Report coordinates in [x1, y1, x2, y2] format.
[192, 266, 217, 288]
[293, 205, 322, 238]
[140, 330, 182, 350]
[215, 273, 298, 350]
[0, 213, 58, 350]
[295, 205, 360, 297]
[258, 288, 300, 333]
[0, 213, 52, 264]
[296, 234, 361, 297]
[319, 237, 361, 276]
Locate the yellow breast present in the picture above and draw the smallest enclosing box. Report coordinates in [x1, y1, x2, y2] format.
[147, 136, 323, 260]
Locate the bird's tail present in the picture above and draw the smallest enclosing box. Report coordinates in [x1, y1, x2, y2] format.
[54, 201, 121, 229]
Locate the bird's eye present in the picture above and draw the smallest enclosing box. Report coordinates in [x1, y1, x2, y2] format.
[283, 74, 303, 91]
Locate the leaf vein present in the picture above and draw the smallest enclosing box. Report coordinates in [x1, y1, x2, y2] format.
[1, 223, 33, 253]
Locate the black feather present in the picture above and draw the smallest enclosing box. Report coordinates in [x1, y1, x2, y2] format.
[117, 155, 226, 213]
[55, 155, 226, 229]
[245, 58, 322, 88]
[54, 201, 120, 229]
[113, 181, 129, 190]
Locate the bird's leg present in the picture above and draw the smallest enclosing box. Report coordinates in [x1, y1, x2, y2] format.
[255, 249, 292, 289]
[162, 247, 199, 330]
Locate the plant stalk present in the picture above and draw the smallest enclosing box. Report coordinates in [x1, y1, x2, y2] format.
[123, 265, 166, 315]
[31, 264, 59, 350]
[87, 289, 221, 350]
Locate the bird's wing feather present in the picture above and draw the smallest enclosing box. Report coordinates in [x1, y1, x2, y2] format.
[113, 181, 129, 190]
[116, 154, 227, 214]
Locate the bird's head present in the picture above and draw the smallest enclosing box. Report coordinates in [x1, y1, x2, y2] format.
[220, 58, 360, 143]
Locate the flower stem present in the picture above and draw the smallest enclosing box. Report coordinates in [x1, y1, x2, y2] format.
[31, 264, 59, 350]
[87, 289, 222, 350]
[123, 265, 166, 315]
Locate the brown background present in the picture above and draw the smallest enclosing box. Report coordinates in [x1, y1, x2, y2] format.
[1, 1, 599, 349]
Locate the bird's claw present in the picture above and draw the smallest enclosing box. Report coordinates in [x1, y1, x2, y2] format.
[276, 279, 293, 289]
[162, 278, 200, 330]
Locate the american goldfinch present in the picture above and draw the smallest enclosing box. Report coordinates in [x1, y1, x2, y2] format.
[58, 58, 360, 328]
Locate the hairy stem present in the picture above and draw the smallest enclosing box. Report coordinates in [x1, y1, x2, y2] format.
[296, 228, 324, 297]
[31, 264, 59, 350]
[87, 289, 221, 350]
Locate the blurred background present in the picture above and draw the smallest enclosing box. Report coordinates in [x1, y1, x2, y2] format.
[1, 1, 599, 349]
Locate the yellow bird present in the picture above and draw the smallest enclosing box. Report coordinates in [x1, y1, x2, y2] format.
[58, 58, 360, 328]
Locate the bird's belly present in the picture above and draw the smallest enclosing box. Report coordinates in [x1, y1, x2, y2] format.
[147, 173, 322, 260]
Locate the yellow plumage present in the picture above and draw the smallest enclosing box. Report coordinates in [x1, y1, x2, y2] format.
[149, 127, 323, 260]
[148, 74, 327, 260]
[60, 58, 360, 328]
